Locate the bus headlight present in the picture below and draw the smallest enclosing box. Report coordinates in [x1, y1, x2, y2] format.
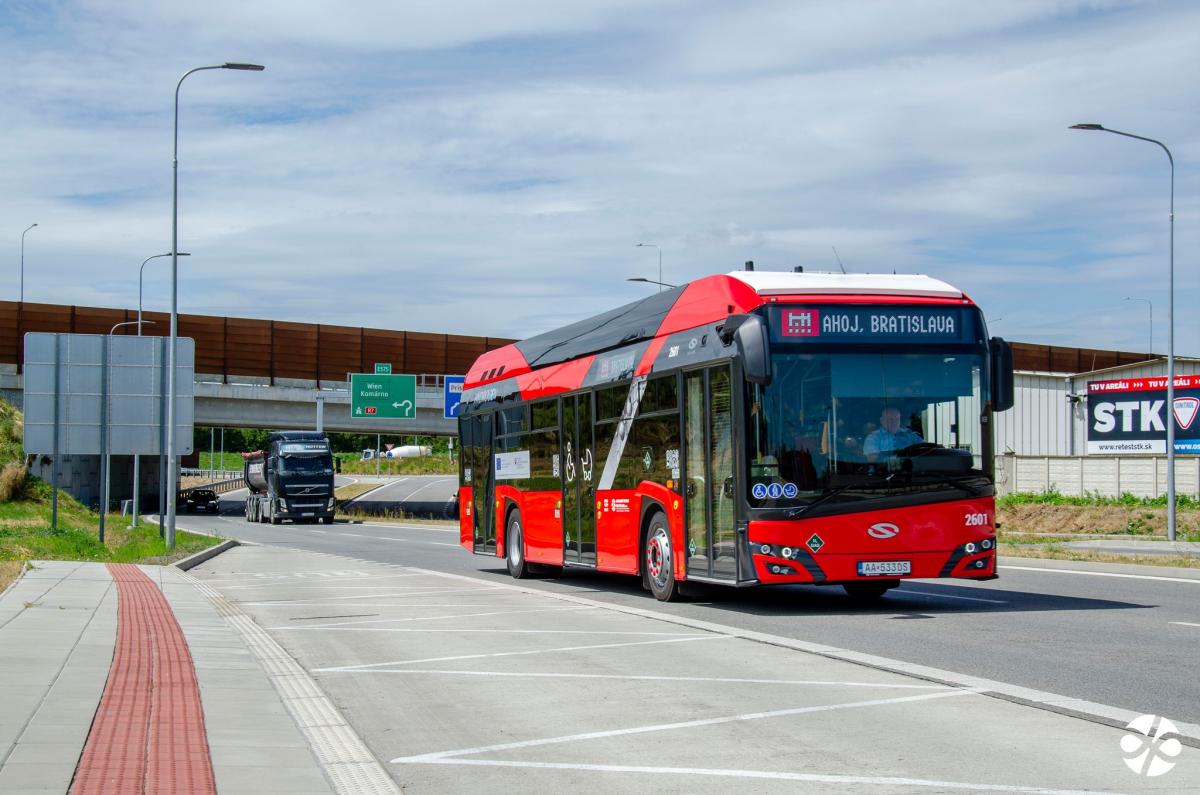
[965, 542, 977, 554]
[981, 538, 993, 550]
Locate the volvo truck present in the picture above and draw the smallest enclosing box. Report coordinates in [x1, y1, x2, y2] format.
[243, 431, 336, 524]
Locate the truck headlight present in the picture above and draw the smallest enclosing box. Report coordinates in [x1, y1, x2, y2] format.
[327, 498, 335, 509]
[277, 498, 287, 512]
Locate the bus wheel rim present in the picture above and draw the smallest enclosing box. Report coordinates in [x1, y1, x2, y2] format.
[509, 521, 521, 566]
[648, 528, 669, 585]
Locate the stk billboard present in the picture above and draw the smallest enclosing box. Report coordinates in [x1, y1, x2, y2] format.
[1086, 374, 1200, 455]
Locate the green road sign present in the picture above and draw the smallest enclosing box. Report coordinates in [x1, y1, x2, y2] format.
[374, 362, 392, 374]
[351, 373, 415, 419]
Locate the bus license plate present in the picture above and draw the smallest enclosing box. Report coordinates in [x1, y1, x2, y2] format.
[857, 561, 911, 577]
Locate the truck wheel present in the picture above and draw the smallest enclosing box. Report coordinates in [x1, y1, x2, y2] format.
[644, 511, 681, 602]
[506, 511, 531, 579]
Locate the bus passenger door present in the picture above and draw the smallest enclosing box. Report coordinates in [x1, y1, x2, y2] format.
[561, 394, 596, 567]
[684, 365, 737, 581]
[471, 413, 496, 555]
[562, 398, 579, 564]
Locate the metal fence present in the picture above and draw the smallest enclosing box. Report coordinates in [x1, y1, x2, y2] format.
[996, 455, 1200, 499]
[1, 301, 512, 382]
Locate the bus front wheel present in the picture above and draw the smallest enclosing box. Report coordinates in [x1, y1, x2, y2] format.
[842, 580, 899, 601]
[506, 511, 531, 579]
[644, 512, 681, 602]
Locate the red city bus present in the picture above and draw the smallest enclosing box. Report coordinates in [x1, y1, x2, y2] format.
[457, 270, 1014, 601]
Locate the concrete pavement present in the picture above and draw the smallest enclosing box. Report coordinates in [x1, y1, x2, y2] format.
[0, 558, 397, 794]
[191, 544, 1200, 794]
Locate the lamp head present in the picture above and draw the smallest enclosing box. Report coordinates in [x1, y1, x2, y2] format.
[223, 62, 265, 71]
[1069, 123, 1105, 131]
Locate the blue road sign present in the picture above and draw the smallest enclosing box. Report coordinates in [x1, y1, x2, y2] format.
[444, 376, 466, 419]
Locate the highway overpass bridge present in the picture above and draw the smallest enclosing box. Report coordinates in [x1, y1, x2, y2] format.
[1, 300, 514, 435]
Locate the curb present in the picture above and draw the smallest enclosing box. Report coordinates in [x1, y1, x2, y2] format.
[174, 539, 240, 571]
[0, 560, 31, 599]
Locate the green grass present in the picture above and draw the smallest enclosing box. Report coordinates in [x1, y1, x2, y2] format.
[337, 456, 457, 476]
[998, 489, 1200, 510]
[0, 475, 220, 567]
[195, 451, 246, 472]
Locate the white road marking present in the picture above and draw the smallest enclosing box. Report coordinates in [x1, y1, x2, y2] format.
[391, 688, 978, 762]
[405, 758, 1110, 795]
[345, 669, 952, 689]
[244, 587, 503, 604]
[900, 589, 1007, 604]
[1003, 564, 1200, 585]
[318, 634, 727, 672]
[269, 604, 594, 628]
[338, 532, 370, 538]
[218, 574, 430, 589]
[392, 477, 456, 501]
[372, 537, 459, 547]
[275, 628, 708, 636]
[1170, 621, 1200, 629]
[362, 522, 458, 533]
[397, 565, 1200, 744]
[243, 602, 500, 608]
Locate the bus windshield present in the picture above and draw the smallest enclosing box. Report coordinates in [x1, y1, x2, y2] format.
[745, 350, 988, 509]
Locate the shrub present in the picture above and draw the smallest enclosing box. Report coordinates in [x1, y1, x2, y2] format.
[0, 463, 27, 503]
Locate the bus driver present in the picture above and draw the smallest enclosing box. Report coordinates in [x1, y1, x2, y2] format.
[863, 406, 923, 461]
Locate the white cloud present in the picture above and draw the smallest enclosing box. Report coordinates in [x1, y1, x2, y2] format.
[1, 0, 1196, 357]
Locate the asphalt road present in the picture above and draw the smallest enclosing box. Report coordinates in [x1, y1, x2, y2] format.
[339, 475, 458, 518]
[184, 492, 1200, 730]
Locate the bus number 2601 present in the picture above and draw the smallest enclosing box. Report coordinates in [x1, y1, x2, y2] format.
[964, 513, 989, 527]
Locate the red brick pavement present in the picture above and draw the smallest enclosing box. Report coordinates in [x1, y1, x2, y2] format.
[71, 563, 216, 794]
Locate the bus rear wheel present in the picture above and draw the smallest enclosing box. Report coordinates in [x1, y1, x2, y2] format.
[842, 580, 900, 601]
[506, 511, 531, 579]
[644, 512, 681, 602]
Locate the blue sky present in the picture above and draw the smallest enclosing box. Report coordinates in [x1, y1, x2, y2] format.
[3, 0, 1197, 355]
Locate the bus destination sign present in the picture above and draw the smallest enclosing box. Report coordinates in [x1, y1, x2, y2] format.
[772, 306, 974, 344]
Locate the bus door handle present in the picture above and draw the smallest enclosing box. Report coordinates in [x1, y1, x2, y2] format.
[722, 478, 734, 498]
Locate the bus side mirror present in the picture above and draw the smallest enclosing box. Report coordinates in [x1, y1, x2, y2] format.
[990, 337, 1014, 412]
[720, 314, 772, 385]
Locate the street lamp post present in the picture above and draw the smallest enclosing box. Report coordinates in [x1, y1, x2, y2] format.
[626, 277, 678, 289]
[1071, 123, 1176, 541]
[167, 62, 264, 550]
[635, 243, 663, 293]
[1123, 297, 1153, 358]
[135, 252, 188, 528]
[20, 223, 37, 303]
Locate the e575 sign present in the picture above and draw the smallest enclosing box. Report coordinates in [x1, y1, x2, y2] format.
[1087, 375, 1200, 455]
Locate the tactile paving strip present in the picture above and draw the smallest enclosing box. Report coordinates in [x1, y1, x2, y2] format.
[70, 563, 216, 795]
[182, 571, 400, 794]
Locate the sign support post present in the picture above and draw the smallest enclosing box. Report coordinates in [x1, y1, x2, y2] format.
[51, 335, 60, 532]
[98, 336, 108, 542]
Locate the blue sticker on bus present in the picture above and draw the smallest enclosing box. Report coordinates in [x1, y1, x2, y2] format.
[766, 482, 784, 499]
[782, 482, 798, 499]
[751, 483, 768, 500]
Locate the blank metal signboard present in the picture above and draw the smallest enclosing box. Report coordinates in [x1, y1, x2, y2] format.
[22, 332, 195, 455]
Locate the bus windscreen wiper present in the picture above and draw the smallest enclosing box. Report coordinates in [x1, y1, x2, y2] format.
[914, 475, 984, 496]
[786, 485, 855, 519]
